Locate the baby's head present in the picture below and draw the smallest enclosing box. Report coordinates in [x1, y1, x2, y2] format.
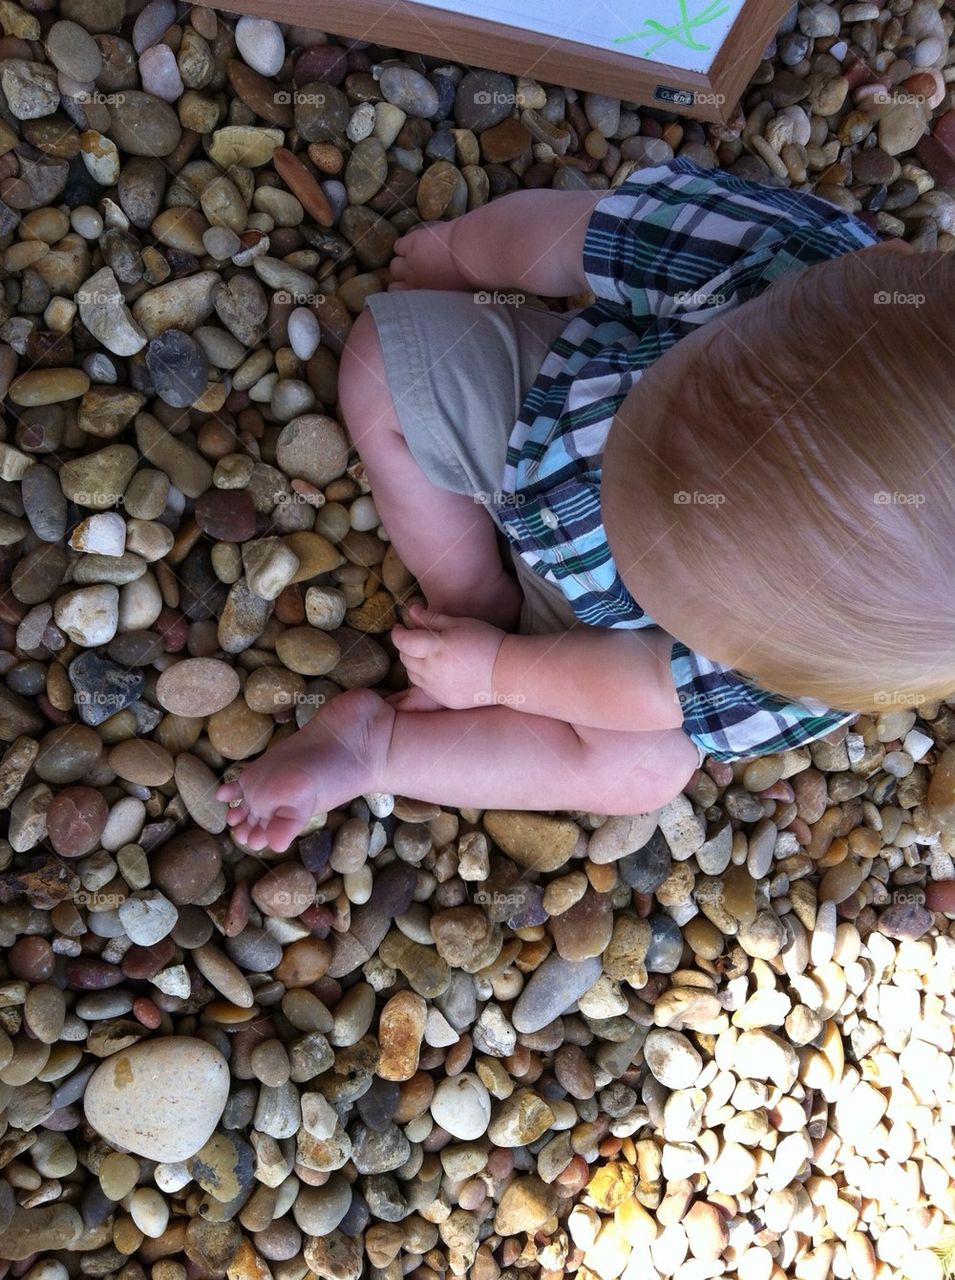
[602, 242, 955, 714]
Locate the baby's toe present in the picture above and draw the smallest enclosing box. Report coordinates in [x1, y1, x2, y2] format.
[216, 781, 242, 802]
[265, 813, 302, 854]
[225, 802, 250, 827]
[245, 823, 273, 852]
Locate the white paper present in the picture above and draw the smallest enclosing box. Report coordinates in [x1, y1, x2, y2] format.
[410, 0, 741, 74]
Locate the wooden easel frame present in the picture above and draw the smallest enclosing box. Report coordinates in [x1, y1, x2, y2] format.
[205, 0, 791, 123]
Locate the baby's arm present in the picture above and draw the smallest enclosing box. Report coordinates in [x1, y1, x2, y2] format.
[492, 627, 684, 732]
[392, 607, 683, 733]
[389, 188, 603, 297]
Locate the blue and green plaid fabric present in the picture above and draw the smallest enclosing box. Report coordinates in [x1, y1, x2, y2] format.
[497, 157, 879, 762]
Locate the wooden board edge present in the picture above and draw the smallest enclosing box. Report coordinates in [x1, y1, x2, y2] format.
[708, 0, 793, 119]
[198, 0, 752, 122]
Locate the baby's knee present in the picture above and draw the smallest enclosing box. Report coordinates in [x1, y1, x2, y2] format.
[576, 725, 700, 814]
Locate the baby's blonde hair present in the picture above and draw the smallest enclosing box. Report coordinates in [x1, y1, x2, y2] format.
[608, 246, 955, 715]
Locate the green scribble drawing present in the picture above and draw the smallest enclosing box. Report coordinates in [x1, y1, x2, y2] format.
[613, 0, 731, 54]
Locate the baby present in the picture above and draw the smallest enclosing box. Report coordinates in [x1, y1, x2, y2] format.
[218, 157, 951, 854]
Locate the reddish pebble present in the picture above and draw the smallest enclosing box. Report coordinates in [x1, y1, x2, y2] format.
[64, 958, 123, 989]
[222, 879, 251, 938]
[293, 42, 348, 85]
[274, 584, 305, 625]
[925, 880, 955, 913]
[458, 1178, 487, 1211]
[155, 606, 189, 652]
[133, 996, 162, 1029]
[9, 935, 55, 981]
[194, 489, 257, 541]
[122, 938, 175, 979]
[300, 904, 333, 936]
[46, 786, 107, 857]
[486, 1146, 514, 1180]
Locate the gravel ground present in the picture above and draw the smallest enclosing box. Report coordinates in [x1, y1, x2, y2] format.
[0, 3, 953, 1280]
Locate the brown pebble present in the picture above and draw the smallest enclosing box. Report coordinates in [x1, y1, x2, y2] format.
[46, 786, 108, 857]
[152, 830, 223, 905]
[275, 938, 332, 987]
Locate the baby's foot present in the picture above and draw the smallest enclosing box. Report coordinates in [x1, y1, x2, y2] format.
[216, 688, 394, 854]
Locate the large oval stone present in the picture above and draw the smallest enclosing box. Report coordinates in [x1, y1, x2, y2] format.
[83, 1037, 230, 1161]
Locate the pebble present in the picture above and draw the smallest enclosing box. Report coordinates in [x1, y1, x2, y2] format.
[644, 1029, 703, 1088]
[276, 414, 350, 487]
[156, 657, 241, 717]
[117, 890, 178, 945]
[620, 828, 673, 891]
[76, 266, 147, 357]
[511, 953, 602, 1033]
[83, 1037, 230, 1160]
[430, 1070, 491, 1139]
[152, 830, 222, 905]
[235, 15, 285, 77]
[288, 307, 322, 360]
[145, 329, 209, 407]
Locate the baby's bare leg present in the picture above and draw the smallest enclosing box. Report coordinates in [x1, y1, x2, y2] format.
[218, 689, 698, 851]
[339, 308, 522, 630]
[384, 703, 700, 814]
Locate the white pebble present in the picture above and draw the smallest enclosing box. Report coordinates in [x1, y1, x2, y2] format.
[203, 226, 241, 260]
[54, 584, 118, 646]
[903, 728, 933, 761]
[118, 572, 163, 631]
[71, 205, 103, 239]
[129, 1186, 169, 1238]
[68, 511, 126, 556]
[349, 495, 379, 531]
[235, 15, 285, 77]
[287, 307, 322, 361]
[430, 1072, 491, 1139]
[153, 1162, 192, 1193]
[138, 43, 183, 101]
[100, 797, 146, 851]
[118, 891, 178, 946]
